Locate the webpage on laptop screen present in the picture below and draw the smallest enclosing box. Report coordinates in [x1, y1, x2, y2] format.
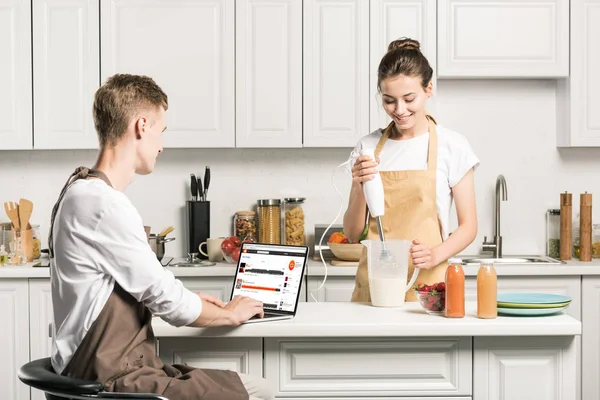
[232, 244, 307, 312]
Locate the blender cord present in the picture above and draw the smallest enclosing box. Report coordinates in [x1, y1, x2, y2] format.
[311, 152, 359, 302]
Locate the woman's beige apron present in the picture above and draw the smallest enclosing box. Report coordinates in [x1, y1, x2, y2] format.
[351, 115, 448, 303]
[49, 167, 248, 400]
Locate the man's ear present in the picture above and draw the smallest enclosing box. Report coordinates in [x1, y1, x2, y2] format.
[134, 116, 148, 140]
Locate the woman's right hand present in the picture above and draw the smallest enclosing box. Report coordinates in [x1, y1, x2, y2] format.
[351, 155, 379, 185]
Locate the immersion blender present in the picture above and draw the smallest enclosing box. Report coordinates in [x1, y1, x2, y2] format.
[359, 148, 390, 258]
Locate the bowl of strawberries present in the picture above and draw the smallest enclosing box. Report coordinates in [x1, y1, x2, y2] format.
[414, 282, 446, 315]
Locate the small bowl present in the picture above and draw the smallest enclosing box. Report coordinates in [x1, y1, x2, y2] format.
[415, 289, 446, 315]
[328, 243, 363, 261]
[221, 249, 235, 264]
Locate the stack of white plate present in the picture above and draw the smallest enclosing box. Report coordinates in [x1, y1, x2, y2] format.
[496, 293, 572, 316]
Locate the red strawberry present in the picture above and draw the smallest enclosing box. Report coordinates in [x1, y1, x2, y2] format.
[436, 282, 445, 292]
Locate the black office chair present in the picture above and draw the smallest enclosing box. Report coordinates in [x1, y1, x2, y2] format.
[18, 357, 169, 400]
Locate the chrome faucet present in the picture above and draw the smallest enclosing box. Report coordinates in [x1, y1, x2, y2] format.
[482, 174, 508, 258]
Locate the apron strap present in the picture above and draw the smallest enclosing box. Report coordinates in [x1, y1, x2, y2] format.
[425, 114, 438, 175]
[48, 167, 112, 259]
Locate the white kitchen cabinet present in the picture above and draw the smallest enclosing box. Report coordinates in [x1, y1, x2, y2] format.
[557, 0, 600, 147]
[264, 337, 472, 398]
[235, 0, 302, 148]
[178, 277, 234, 303]
[465, 275, 581, 319]
[369, 0, 437, 131]
[582, 276, 600, 400]
[474, 336, 577, 400]
[437, 0, 569, 78]
[0, 280, 30, 400]
[303, 0, 369, 148]
[33, 0, 99, 150]
[158, 337, 263, 377]
[101, 0, 235, 148]
[306, 276, 355, 302]
[0, 0, 32, 150]
[28, 280, 53, 400]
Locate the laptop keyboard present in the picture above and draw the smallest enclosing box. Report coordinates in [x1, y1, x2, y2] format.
[251, 312, 280, 320]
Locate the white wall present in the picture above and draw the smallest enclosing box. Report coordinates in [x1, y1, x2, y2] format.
[2, 79, 599, 258]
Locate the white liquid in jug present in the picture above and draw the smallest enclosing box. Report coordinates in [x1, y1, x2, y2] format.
[369, 277, 405, 307]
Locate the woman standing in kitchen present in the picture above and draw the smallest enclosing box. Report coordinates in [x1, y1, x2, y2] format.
[345, 38, 479, 303]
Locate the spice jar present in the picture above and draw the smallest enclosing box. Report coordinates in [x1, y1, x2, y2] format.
[283, 198, 305, 246]
[234, 211, 257, 242]
[593, 224, 600, 258]
[257, 199, 281, 244]
[31, 224, 41, 259]
[546, 209, 560, 259]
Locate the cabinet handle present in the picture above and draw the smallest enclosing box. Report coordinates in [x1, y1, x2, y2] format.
[48, 323, 52, 338]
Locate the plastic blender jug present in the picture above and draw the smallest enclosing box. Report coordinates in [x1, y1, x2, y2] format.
[362, 239, 419, 307]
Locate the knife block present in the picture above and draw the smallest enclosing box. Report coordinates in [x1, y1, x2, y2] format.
[187, 201, 210, 259]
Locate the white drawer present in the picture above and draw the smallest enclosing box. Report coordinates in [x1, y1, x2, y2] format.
[264, 337, 472, 397]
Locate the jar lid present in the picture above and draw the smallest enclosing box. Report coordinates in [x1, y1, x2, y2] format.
[235, 210, 256, 216]
[258, 199, 281, 206]
[448, 257, 462, 265]
[284, 197, 306, 203]
[547, 209, 560, 215]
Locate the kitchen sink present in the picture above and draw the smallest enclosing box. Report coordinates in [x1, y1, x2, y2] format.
[458, 255, 564, 265]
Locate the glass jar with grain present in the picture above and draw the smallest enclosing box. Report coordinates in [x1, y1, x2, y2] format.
[283, 198, 305, 246]
[257, 199, 281, 244]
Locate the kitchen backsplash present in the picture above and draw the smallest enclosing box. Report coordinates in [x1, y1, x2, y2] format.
[2, 79, 600, 258]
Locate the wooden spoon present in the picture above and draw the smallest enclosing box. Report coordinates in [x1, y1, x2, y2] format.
[3, 201, 20, 230]
[19, 198, 33, 231]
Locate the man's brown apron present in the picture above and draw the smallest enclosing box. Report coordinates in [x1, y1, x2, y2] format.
[49, 167, 248, 400]
[351, 115, 448, 303]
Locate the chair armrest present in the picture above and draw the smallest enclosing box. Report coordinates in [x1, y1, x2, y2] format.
[18, 357, 104, 395]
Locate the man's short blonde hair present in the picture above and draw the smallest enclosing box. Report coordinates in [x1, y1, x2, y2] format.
[93, 74, 168, 148]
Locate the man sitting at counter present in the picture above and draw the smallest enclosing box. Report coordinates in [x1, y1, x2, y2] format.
[47, 73, 272, 400]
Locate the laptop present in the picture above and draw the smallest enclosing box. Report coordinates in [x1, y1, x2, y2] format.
[229, 242, 309, 324]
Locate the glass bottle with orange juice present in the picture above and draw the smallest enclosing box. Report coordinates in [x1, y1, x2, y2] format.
[477, 262, 497, 319]
[445, 258, 465, 318]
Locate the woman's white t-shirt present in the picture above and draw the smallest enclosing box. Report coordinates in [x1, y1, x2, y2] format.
[347, 124, 480, 239]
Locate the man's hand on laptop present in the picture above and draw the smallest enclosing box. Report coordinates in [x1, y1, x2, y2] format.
[225, 295, 265, 325]
[196, 292, 225, 307]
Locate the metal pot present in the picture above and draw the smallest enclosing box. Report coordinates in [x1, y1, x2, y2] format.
[148, 234, 175, 261]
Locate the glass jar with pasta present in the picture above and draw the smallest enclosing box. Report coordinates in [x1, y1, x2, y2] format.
[283, 198, 306, 246]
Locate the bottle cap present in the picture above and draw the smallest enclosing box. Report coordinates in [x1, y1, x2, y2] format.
[448, 257, 462, 264]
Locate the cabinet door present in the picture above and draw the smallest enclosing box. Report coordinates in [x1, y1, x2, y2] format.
[306, 276, 355, 302]
[29, 280, 53, 400]
[557, 0, 600, 147]
[178, 277, 233, 303]
[0, 280, 30, 400]
[465, 276, 581, 319]
[437, 0, 569, 78]
[474, 336, 577, 400]
[158, 337, 262, 377]
[33, 0, 100, 149]
[582, 277, 600, 400]
[101, 0, 235, 148]
[0, 0, 32, 149]
[303, 0, 369, 147]
[235, 0, 302, 148]
[369, 0, 437, 131]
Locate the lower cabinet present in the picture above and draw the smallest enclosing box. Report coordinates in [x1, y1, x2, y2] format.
[178, 277, 234, 302]
[264, 337, 472, 398]
[306, 276, 355, 302]
[28, 279, 53, 400]
[474, 336, 577, 400]
[158, 337, 263, 377]
[582, 276, 600, 400]
[0, 279, 30, 400]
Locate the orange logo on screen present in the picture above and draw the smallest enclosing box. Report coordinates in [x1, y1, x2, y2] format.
[288, 260, 295, 271]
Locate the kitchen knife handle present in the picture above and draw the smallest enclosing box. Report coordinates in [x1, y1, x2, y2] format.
[196, 175, 203, 202]
[203, 166, 210, 201]
[190, 174, 197, 201]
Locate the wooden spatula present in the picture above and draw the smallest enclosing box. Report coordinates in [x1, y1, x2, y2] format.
[4, 201, 20, 230]
[19, 198, 33, 231]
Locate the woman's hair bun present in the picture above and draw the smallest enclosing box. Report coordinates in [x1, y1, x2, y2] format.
[387, 37, 421, 52]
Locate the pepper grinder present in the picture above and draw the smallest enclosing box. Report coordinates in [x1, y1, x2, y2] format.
[560, 192, 572, 260]
[580, 192, 593, 262]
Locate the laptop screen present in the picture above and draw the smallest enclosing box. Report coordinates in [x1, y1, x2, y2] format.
[231, 243, 308, 314]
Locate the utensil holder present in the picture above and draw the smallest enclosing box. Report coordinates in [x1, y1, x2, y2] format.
[187, 201, 210, 259]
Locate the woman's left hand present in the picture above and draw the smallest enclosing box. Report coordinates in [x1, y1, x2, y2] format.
[410, 239, 437, 269]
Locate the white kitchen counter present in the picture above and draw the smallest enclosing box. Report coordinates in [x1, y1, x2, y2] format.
[151, 301, 581, 338]
[4, 258, 600, 278]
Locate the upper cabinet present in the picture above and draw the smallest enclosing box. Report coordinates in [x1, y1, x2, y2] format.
[557, 0, 600, 147]
[437, 0, 569, 78]
[33, 0, 99, 150]
[302, 0, 369, 148]
[0, 0, 32, 150]
[235, 0, 302, 148]
[101, 0, 235, 148]
[369, 0, 437, 132]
